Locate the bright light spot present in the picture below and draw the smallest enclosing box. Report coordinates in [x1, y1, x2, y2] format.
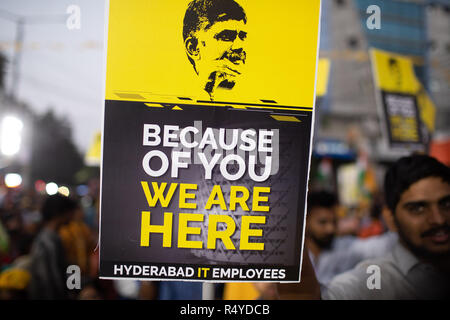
[4, 173, 22, 188]
[46, 182, 58, 195]
[58, 186, 70, 197]
[1, 116, 24, 156]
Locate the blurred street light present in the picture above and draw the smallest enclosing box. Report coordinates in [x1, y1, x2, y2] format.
[45, 182, 58, 195]
[58, 185, 70, 197]
[4, 172, 22, 188]
[1, 115, 23, 156]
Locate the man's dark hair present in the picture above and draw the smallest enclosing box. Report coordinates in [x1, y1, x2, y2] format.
[384, 154, 450, 213]
[183, 0, 247, 69]
[307, 190, 338, 214]
[183, 0, 247, 41]
[41, 194, 78, 222]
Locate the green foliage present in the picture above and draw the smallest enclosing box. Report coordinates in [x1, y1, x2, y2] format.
[30, 110, 83, 185]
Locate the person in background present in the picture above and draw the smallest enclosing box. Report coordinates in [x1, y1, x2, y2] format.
[59, 205, 96, 276]
[306, 191, 359, 286]
[224, 189, 397, 300]
[323, 155, 450, 299]
[27, 194, 77, 300]
[306, 191, 340, 260]
[305, 190, 397, 286]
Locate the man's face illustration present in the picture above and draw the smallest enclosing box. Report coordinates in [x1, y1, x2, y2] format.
[190, 19, 247, 98]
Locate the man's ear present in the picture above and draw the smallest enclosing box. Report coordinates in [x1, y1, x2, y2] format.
[382, 206, 397, 232]
[185, 36, 200, 61]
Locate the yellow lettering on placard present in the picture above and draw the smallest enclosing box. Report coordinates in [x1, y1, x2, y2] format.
[140, 211, 173, 247]
[252, 187, 271, 212]
[205, 185, 227, 210]
[229, 186, 250, 211]
[139, 211, 267, 250]
[178, 213, 203, 249]
[141, 181, 178, 207]
[139, 184, 270, 250]
[179, 183, 198, 209]
[207, 215, 236, 250]
[240, 216, 266, 250]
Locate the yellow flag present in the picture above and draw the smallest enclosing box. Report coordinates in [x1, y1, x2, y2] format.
[85, 131, 102, 166]
[316, 58, 331, 97]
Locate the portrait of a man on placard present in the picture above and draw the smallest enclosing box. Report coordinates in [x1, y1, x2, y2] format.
[183, 0, 248, 101]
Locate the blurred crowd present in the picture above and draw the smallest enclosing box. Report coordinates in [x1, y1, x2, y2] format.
[0, 154, 449, 300]
[0, 177, 112, 299]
